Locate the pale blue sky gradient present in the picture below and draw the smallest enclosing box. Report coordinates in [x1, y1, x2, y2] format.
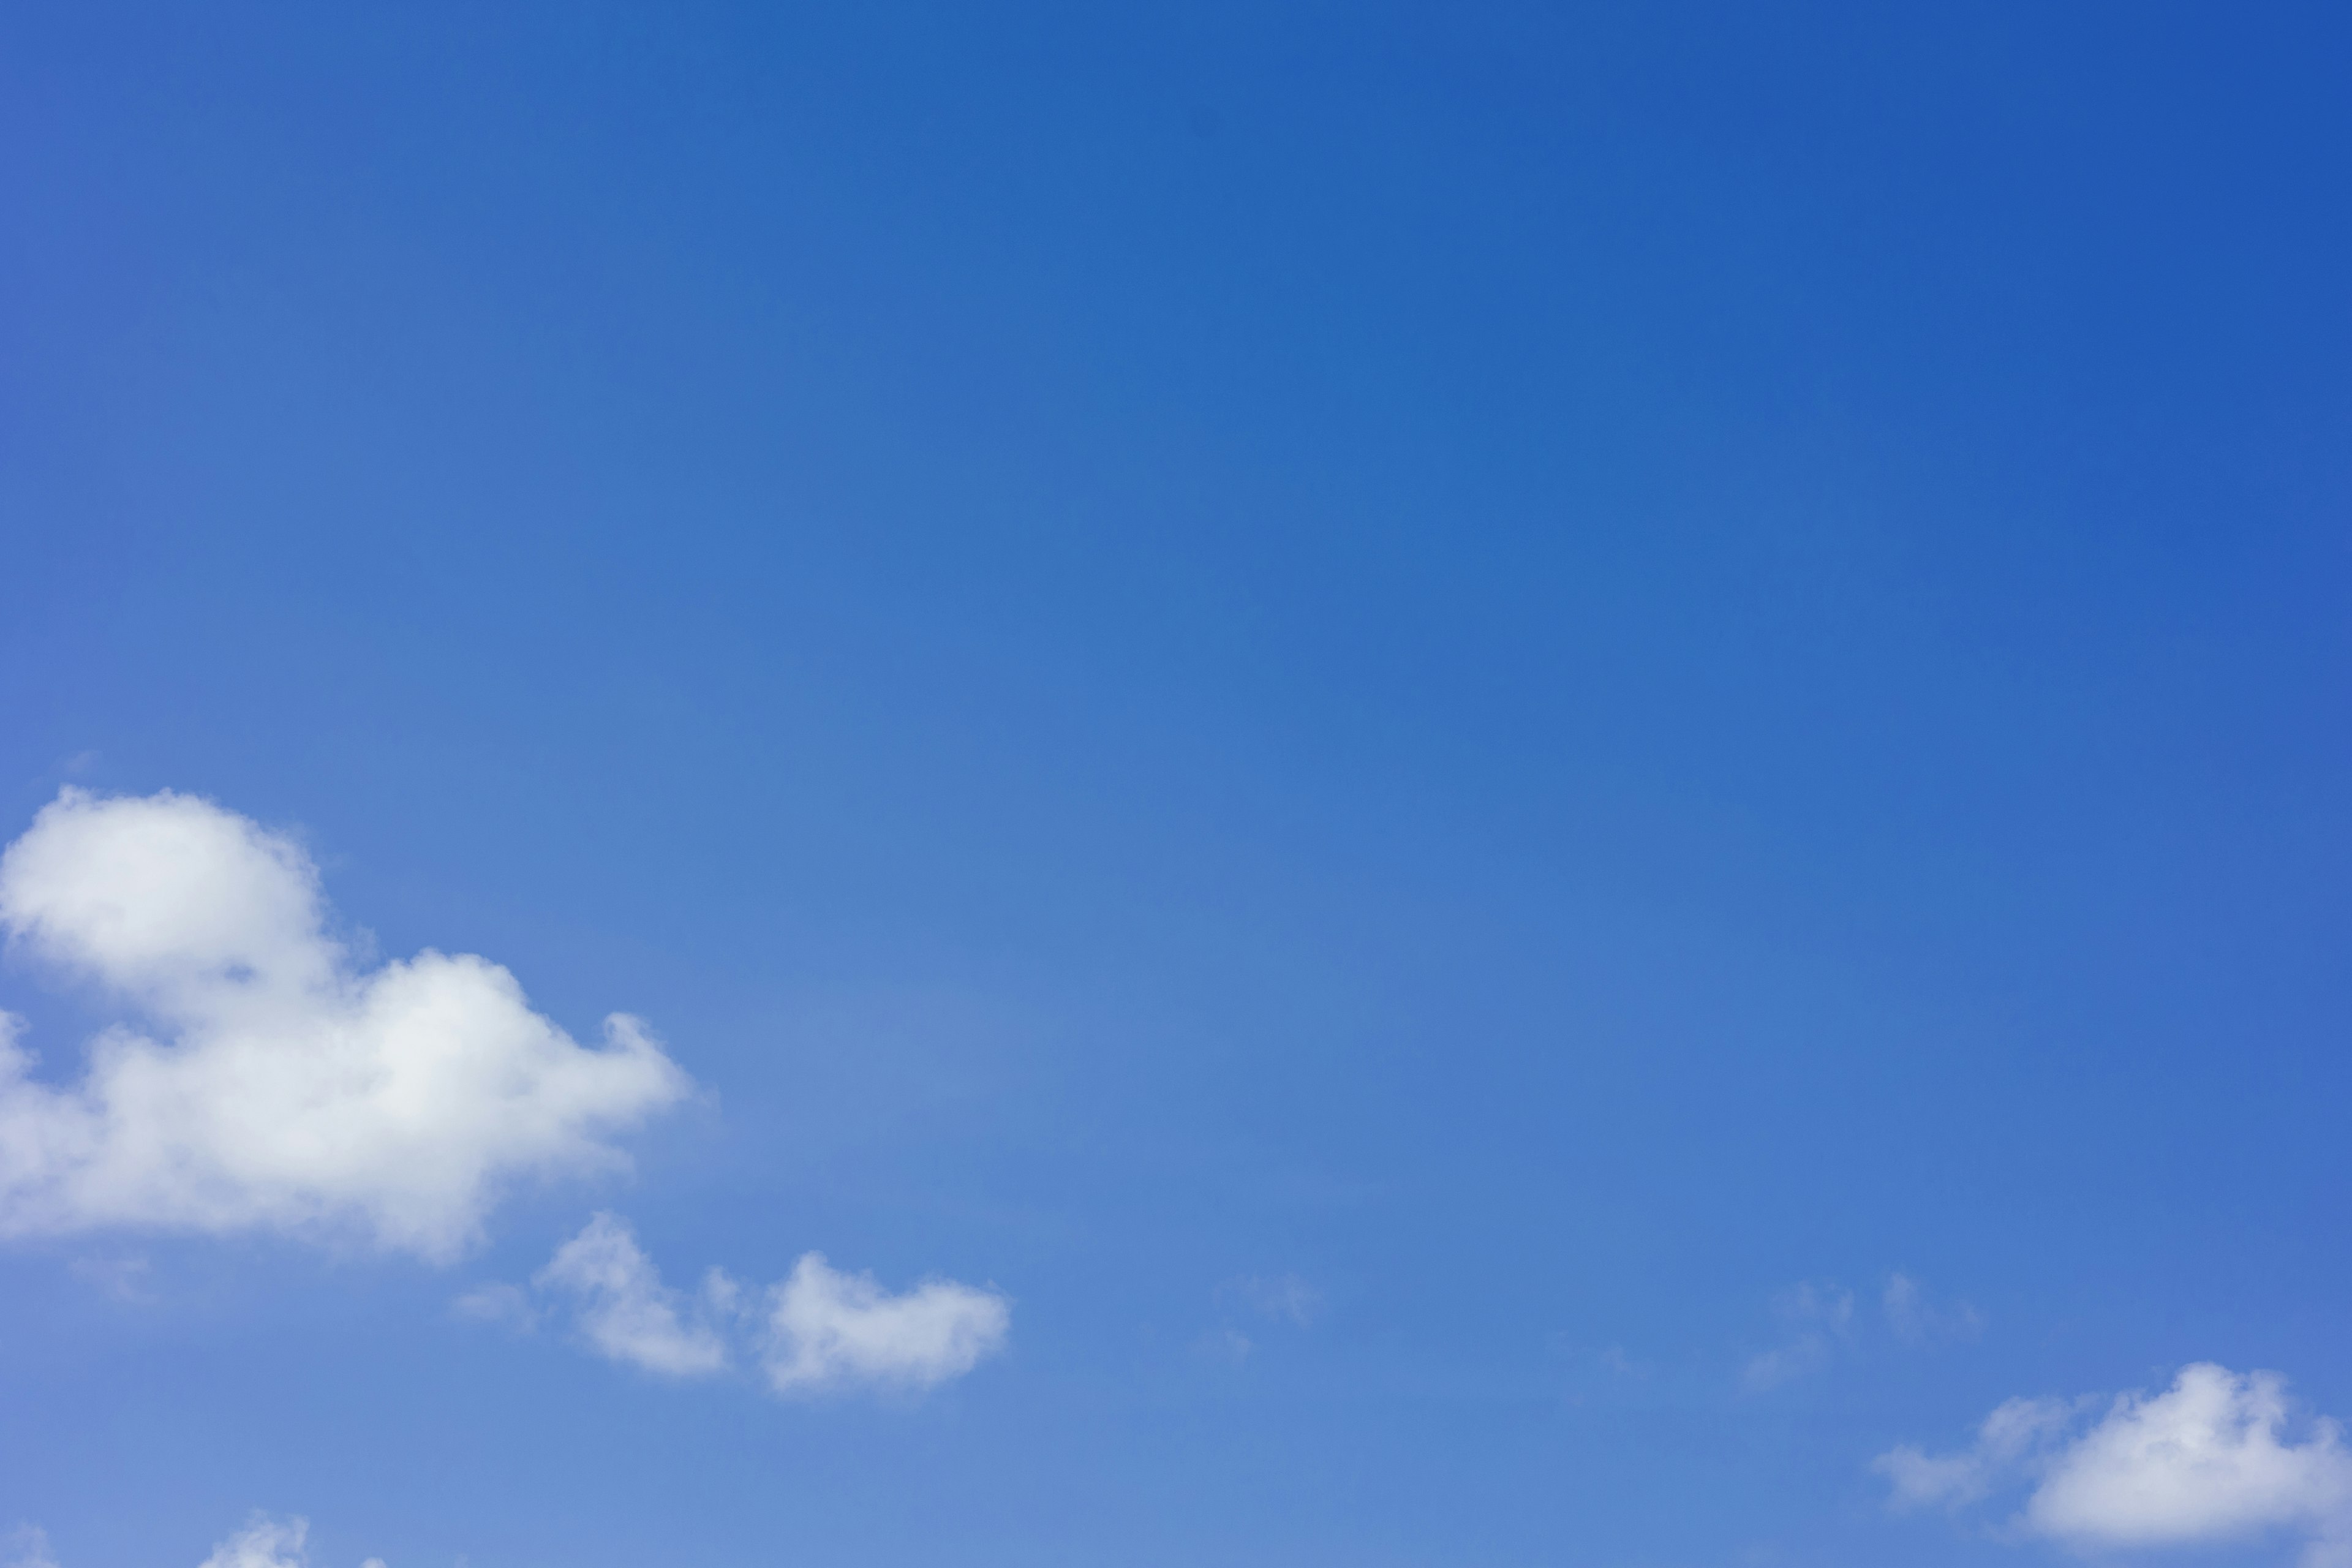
[5, 4, 2352, 1565]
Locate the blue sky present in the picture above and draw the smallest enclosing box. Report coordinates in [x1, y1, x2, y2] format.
[4, 3, 2352, 1565]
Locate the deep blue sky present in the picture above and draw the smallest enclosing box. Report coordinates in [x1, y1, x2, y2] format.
[4, 4, 2352, 1566]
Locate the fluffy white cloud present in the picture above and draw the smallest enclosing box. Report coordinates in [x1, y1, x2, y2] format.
[534, 1212, 733, 1377]
[466, 1215, 1011, 1396]
[2032, 1366, 2352, 1555]
[0, 789, 692, 1261]
[1877, 1363, 2352, 1566]
[763, 1252, 1011, 1395]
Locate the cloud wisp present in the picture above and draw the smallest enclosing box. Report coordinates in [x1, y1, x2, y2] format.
[1876, 1363, 2352, 1566]
[0, 789, 692, 1261]
[2, 1526, 56, 1568]
[535, 1212, 734, 1378]
[1883, 1272, 1986, 1346]
[1199, 1272, 1324, 1366]
[1742, 1281, 1855, 1392]
[466, 1212, 1011, 1398]
[11, 1515, 382, 1568]
[198, 1517, 383, 1568]
[1741, 1273, 1984, 1391]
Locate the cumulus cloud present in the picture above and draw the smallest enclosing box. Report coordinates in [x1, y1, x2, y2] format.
[0, 789, 692, 1261]
[761, 1252, 1011, 1395]
[462, 1214, 1009, 1396]
[1875, 1363, 2352, 1566]
[534, 1212, 733, 1377]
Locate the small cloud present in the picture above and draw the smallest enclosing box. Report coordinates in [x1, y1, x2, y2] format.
[9, 1517, 385, 1568]
[1196, 1327, 1254, 1366]
[464, 1215, 1009, 1400]
[197, 1515, 381, 1568]
[1741, 1281, 1853, 1392]
[1218, 1273, 1322, 1327]
[1883, 1273, 1985, 1346]
[4, 1525, 57, 1568]
[1743, 1338, 1830, 1393]
[1875, 1363, 2352, 1563]
[760, 1253, 1011, 1396]
[533, 1213, 731, 1378]
[1875, 1395, 2082, 1510]
[1774, 1281, 1855, 1331]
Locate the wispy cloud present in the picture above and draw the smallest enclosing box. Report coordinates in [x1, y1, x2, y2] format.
[198, 1517, 360, 1568]
[461, 1213, 1009, 1398]
[17, 1515, 386, 1568]
[3, 1526, 56, 1568]
[1741, 1281, 1853, 1392]
[1875, 1363, 2352, 1566]
[1741, 1273, 1985, 1391]
[1883, 1272, 1985, 1346]
[1199, 1271, 1323, 1369]
[66, 1255, 151, 1303]
[0, 790, 691, 1261]
[449, 1282, 539, 1335]
[535, 1213, 734, 1378]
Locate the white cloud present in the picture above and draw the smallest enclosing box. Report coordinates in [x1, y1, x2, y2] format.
[1877, 1395, 2081, 1510]
[1876, 1363, 2352, 1566]
[464, 1215, 1010, 1397]
[198, 1517, 311, 1568]
[0, 789, 692, 1261]
[761, 1253, 1009, 1395]
[533, 1212, 731, 1377]
[198, 1515, 382, 1568]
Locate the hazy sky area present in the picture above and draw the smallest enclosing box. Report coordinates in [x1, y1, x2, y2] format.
[5, 4, 2352, 1566]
